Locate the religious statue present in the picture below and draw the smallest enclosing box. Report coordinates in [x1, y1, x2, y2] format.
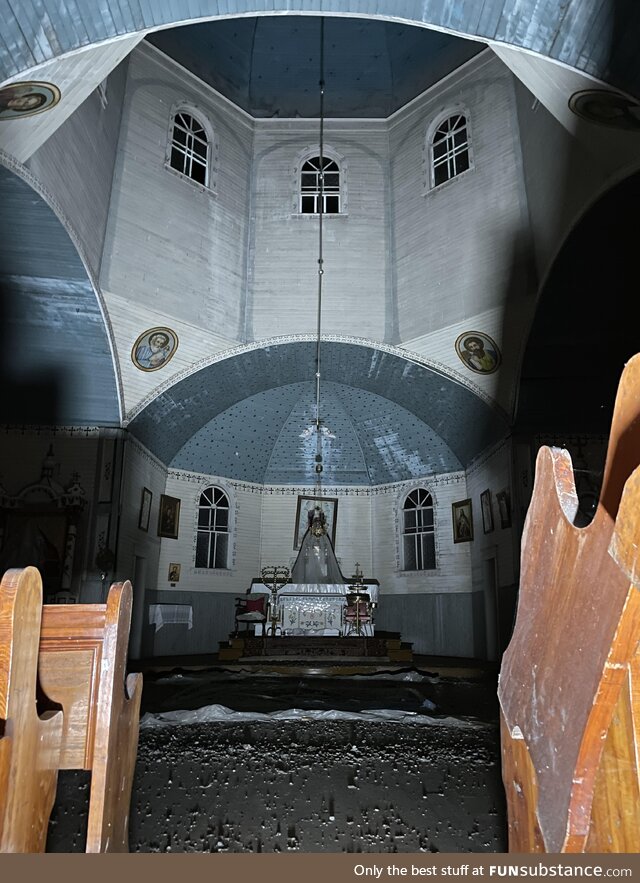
[292, 505, 345, 584]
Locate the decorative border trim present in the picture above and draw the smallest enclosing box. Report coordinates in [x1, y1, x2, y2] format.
[0, 424, 123, 438]
[167, 467, 466, 497]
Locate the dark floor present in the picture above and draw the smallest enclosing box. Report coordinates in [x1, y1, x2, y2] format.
[46, 661, 507, 853]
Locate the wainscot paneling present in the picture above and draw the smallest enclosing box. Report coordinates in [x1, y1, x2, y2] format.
[375, 591, 485, 658]
[140, 589, 237, 658]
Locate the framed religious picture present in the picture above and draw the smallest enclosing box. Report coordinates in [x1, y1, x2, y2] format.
[569, 89, 640, 132]
[455, 331, 501, 375]
[158, 494, 181, 539]
[496, 488, 512, 529]
[452, 499, 473, 543]
[131, 326, 179, 372]
[168, 563, 181, 583]
[294, 495, 338, 550]
[138, 487, 152, 531]
[0, 81, 61, 119]
[481, 489, 494, 534]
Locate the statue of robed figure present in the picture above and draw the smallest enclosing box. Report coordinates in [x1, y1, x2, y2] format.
[291, 505, 346, 584]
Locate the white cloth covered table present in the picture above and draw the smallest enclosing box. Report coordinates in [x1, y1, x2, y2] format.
[148, 603, 194, 633]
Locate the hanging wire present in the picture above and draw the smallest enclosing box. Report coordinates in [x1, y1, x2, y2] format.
[314, 17, 325, 498]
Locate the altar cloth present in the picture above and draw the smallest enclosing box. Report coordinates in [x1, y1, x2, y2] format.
[249, 582, 378, 636]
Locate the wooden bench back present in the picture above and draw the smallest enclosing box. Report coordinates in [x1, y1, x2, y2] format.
[0, 569, 143, 852]
[0, 567, 62, 852]
[498, 354, 640, 852]
[38, 581, 143, 852]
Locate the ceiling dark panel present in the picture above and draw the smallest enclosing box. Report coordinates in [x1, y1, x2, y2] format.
[516, 171, 640, 435]
[148, 17, 484, 118]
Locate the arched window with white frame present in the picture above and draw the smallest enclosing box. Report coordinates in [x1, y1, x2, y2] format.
[169, 109, 210, 186]
[195, 486, 230, 569]
[300, 155, 341, 214]
[402, 487, 436, 571]
[430, 112, 471, 188]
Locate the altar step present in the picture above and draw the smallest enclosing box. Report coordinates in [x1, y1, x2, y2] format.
[218, 633, 413, 664]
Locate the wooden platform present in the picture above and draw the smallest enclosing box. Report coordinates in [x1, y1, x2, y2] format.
[218, 632, 413, 664]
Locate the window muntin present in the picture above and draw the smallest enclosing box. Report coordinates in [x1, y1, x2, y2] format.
[402, 488, 436, 571]
[300, 156, 341, 214]
[195, 486, 229, 569]
[170, 111, 209, 186]
[431, 114, 470, 188]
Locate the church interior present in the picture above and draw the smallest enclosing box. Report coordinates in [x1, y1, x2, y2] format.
[2, 0, 640, 854]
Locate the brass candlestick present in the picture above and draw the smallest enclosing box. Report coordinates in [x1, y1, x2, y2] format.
[261, 565, 290, 637]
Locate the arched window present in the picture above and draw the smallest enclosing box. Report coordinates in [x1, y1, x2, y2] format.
[431, 113, 470, 188]
[195, 486, 229, 569]
[300, 155, 341, 214]
[169, 110, 209, 186]
[402, 488, 436, 571]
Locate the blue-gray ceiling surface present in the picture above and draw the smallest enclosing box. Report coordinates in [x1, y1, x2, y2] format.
[148, 17, 484, 118]
[1, 2, 636, 99]
[0, 168, 120, 426]
[172, 381, 462, 484]
[130, 341, 508, 483]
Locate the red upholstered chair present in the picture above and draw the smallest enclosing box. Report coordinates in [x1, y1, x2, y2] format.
[234, 594, 268, 636]
[343, 596, 373, 636]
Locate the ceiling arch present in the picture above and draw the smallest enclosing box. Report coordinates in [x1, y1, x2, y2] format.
[2, 1, 637, 100]
[0, 166, 120, 426]
[129, 341, 508, 483]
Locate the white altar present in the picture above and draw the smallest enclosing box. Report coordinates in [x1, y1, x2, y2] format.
[249, 582, 379, 636]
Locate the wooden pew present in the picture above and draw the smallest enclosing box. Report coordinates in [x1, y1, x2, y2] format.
[0, 567, 143, 852]
[499, 354, 640, 852]
[38, 578, 143, 852]
[0, 567, 63, 852]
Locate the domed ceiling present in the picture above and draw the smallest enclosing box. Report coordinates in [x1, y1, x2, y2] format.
[148, 16, 484, 118]
[128, 341, 508, 485]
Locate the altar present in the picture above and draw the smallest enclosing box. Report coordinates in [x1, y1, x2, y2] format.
[249, 580, 379, 636]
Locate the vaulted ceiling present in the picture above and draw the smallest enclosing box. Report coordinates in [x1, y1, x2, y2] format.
[128, 342, 508, 484]
[2, 1, 637, 483]
[3, 0, 640, 101]
[148, 17, 484, 118]
[0, 168, 120, 426]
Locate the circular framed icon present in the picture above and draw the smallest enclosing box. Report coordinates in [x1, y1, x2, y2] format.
[455, 331, 501, 375]
[568, 89, 640, 131]
[131, 327, 179, 372]
[0, 81, 61, 120]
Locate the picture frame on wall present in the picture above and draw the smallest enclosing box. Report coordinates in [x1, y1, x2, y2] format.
[481, 489, 494, 534]
[294, 495, 338, 550]
[496, 489, 512, 529]
[158, 493, 181, 539]
[138, 487, 152, 531]
[452, 498, 473, 543]
[168, 563, 181, 583]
